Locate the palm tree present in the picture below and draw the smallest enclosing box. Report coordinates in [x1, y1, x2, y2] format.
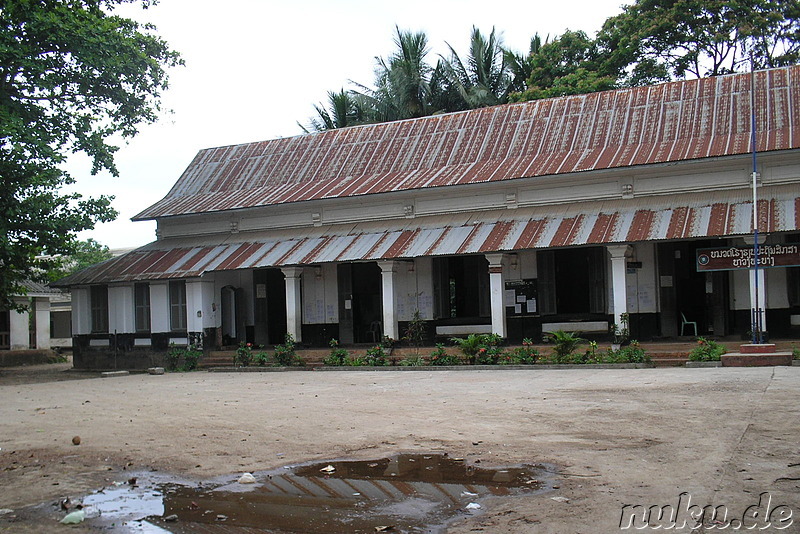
[368, 26, 435, 121]
[440, 26, 513, 108]
[504, 33, 548, 94]
[299, 89, 373, 133]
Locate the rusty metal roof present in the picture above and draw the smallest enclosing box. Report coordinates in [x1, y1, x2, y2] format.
[134, 66, 800, 221]
[55, 185, 799, 286]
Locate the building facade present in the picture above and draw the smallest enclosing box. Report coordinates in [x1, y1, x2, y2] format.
[54, 67, 800, 369]
[0, 281, 70, 353]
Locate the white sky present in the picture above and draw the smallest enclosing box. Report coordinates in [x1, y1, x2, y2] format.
[68, 0, 626, 250]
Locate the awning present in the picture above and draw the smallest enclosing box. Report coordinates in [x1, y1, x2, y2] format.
[54, 185, 800, 286]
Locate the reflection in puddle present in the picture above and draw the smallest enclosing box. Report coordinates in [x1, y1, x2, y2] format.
[83, 453, 552, 533]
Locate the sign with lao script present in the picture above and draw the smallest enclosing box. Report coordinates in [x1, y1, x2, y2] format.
[696, 244, 800, 271]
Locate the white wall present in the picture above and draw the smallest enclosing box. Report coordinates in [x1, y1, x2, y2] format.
[625, 242, 658, 314]
[108, 285, 135, 334]
[186, 279, 216, 332]
[71, 287, 91, 335]
[301, 264, 338, 324]
[394, 258, 435, 321]
[9, 297, 30, 350]
[149, 282, 169, 333]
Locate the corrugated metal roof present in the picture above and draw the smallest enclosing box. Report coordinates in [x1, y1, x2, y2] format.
[55, 185, 799, 286]
[135, 66, 800, 221]
[18, 280, 64, 296]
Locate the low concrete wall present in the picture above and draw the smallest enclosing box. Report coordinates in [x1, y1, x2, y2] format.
[0, 349, 57, 367]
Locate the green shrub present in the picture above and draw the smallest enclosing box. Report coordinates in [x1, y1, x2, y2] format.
[347, 354, 367, 366]
[546, 330, 585, 363]
[588, 341, 649, 364]
[166, 343, 202, 371]
[617, 341, 649, 363]
[688, 337, 726, 361]
[428, 344, 461, 366]
[398, 354, 425, 366]
[165, 344, 182, 371]
[323, 338, 350, 366]
[476, 345, 504, 364]
[403, 310, 427, 352]
[499, 339, 539, 365]
[363, 345, 388, 366]
[450, 333, 503, 364]
[253, 349, 270, 366]
[182, 348, 202, 371]
[235, 342, 253, 367]
[792, 344, 799, 360]
[274, 333, 303, 366]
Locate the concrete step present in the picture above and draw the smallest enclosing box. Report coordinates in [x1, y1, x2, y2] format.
[740, 343, 777, 354]
[721, 352, 793, 367]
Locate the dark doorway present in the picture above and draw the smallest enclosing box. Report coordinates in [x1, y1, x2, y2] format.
[220, 286, 238, 344]
[254, 268, 287, 346]
[338, 263, 382, 344]
[538, 247, 606, 318]
[0, 310, 9, 349]
[432, 256, 490, 321]
[659, 240, 729, 337]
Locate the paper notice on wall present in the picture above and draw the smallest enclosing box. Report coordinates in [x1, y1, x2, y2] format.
[505, 290, 516, 307]
[526, 299, 537, 313]
[514, 304, 522, 314]
[516, 295, 526, 303]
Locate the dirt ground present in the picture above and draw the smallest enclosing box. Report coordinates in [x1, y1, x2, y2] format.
[0, 362, 798, 533]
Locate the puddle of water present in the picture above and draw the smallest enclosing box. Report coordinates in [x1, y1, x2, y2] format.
[69, 453, 553, 533]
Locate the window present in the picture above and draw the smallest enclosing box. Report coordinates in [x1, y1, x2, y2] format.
[169, 280, 187, 331]
[134, 283, 151, 332]
[90, 285, 109, 333]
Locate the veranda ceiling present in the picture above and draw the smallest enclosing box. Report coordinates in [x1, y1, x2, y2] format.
[54, 185, 800, 286]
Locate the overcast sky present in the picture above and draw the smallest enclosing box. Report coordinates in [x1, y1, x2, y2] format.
[67, 0, 626, 250]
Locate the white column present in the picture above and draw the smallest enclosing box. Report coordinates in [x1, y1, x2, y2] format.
[34, 297, 51, 349]
[749, 269, 767, 332]
[485, 253, 507, 338]
[282, 267, 303, 343]
[186, 279, 216, 332]
[71, 287, 91, 335]
[9, 297, 30, 350]
[607, 245, 631, 328]
[108, 285, 135, 334]
[378, 261, 399, 340]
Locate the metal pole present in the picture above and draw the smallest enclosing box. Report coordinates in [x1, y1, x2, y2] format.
[749, 53, 761, 344]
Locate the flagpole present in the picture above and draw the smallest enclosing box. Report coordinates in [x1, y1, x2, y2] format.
[749, 52, 762, 344]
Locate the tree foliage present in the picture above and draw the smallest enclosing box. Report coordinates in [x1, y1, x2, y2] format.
[510, 30, 620, 102]
[304, 1, 799, 122]
[598, 0, 800, 82]
[45, 238, 113, 282]
[440, 26, 512, 108]
[0, 0, 181, 311]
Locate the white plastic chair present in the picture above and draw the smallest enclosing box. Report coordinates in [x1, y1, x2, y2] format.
[680, 312, 697, 336]
[365, 321, 382, 343]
